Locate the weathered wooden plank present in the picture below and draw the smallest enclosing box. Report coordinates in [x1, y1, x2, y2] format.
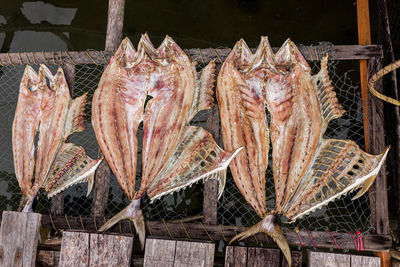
[247, 247, 280, 267]
[308, 251, 350, 267]
[225, 246, 247, 267]
[40, 216, 392, 251]
[59, 231, 89, 267]
[89, 233, 133, 266]
[0, 211, 41, 267]
[175, 240, 215, 267]
[351, 254, 380, 266]
[282, 251, 302, 267]
[36, 250, 60, 267]
[0, 45, 382, 67]
[143, 239, 176, 267]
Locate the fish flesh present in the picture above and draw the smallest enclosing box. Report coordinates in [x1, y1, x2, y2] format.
[92, 35, 240, 248]
[217, 37, 389, 266]
[12, 65, 102, 212]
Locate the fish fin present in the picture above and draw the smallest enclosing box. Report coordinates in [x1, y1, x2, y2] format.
[230, 214, 291, 267]
[187, 60, 216, 121]
[146, 127, 241, 201]
[352, 146, 390, 200]
[311, 55, 345, 127]
[285, 142, 389, 221]
[45, 143, 102, 198]
[99, 199, 145, 249]
[352, 174, 378, 200]
[64, 93, 87, 139]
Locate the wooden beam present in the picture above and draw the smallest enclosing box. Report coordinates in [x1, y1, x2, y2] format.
[39, 215, 392, 251]
[0, 45, 382, 67]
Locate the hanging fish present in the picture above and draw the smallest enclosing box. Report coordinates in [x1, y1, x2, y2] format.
[12, 65, 102, 212]
[216, 37, 389, 266]
[92, 34, 241, 248]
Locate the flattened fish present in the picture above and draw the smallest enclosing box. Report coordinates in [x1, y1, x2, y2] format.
[93, 35, 240, 248]
[12, 65, 102, 212]
[217, 37, 388, 266]
[13, 66, 43, 201]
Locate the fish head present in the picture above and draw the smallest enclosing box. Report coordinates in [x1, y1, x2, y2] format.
[114, 37, 136, 68]
[157, 35, 190, 66]
[275, 38, 310, 73]
[20, 65, 40, 94]
[53, 67, 72, 98]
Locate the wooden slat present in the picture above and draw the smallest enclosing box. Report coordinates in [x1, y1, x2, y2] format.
[308, 251, 350, 267]
[59, 231, 89, 267]
[143, 239, 176, 267]
[175, 240, 215, 267]
[0, 211, 41, 267]
[89, 233, 133, 266]
[0, 45, 382, 67]
[40, 216, 392, 251]
[36, 250, 60, 267]
[351, 254, 381, 266]
[247, 247, 280, 267]
[225, 246, 298, 267]
[282, 251, 302, 267]
[59, 231, 134, 266]
[225, 246, 247, 267]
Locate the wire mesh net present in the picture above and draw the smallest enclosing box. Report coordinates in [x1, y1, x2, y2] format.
[0, 42, 374, 240]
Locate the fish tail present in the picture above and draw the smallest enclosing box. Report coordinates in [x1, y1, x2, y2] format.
[229, 214, 291, 267]
[18, 195, 36, 212]
[99, 199, 145, 249]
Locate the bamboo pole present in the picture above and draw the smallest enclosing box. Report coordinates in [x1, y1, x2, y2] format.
[91, 0, 125, 217]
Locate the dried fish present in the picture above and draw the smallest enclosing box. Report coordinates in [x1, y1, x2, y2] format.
[217, 37, 388, 266]
[93, 35, 240, 248]
[12, 65, 102, 212]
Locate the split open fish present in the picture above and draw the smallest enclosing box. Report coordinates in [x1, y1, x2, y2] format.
[92, 34, 240, 248]
[217, 37, 389, 266]
[12, 65, 102, 212]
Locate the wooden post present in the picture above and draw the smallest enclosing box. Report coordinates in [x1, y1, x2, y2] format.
[91, 0, 125, 218]
[357, 0, 372, 153]
[203, 105, 220, 224]
[358, 1, 390, 265]
[50, 62, 76, 216]
[377, 0, 400, 246]
[105, 0, 125, 52]
[0, 211, 41, 267]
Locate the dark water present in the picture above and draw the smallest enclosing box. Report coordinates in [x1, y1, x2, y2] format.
[0, 0, 375, 52]
[0, 0, 377, 247]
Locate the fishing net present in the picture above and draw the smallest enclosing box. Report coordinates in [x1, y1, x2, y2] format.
[0, 42, 375, 242]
